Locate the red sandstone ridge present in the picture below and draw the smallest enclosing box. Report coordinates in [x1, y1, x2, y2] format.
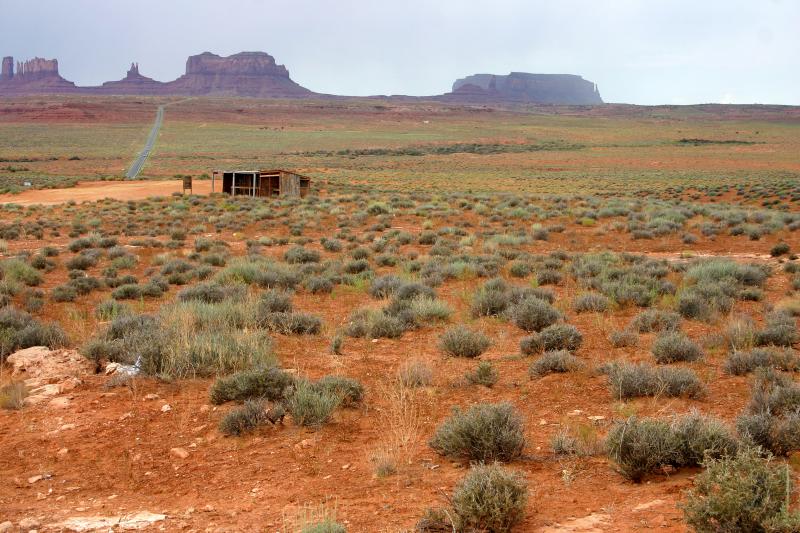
[441, 72, 603, 105]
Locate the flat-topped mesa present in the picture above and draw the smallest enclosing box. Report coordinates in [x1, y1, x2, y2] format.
[167, 51, 310, 97]
[185, 51, 291, 77]
[448, 72, 603, 105]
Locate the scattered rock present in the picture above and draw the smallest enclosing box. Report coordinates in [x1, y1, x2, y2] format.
[160, 404, 172, 413]
[633, 499, 666, 512]
[18, 518, 41, 530]
[48, 397, 71, 409]
[170, 447, 189, 459]
[539, 513, 610, 533]
[144, 394, 159, 401]
[0, 521, 12, 532]
[58, 511, 166, 531]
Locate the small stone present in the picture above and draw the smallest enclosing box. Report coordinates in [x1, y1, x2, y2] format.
[341, 464, 350, 470]
[60, 423, 76, 431]
[144, 393, 159, 401]
[49, 397, 70, 409]
[105, 362, 120, 375]
[587, 415, 605, 422]
[19, 518, 40, 529]
[199, 405, 210, 413]
[28, 475, 43, 484]
[161, 404, 172, 413]
[57, 448, 69, 458]
[170, 447, 189, 459]
[0, 521, 12, 532]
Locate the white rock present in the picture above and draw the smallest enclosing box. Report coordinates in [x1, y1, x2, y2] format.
[18, 518, 41, 529]
[170, 447, 189, 459]
[0, 521, 12, 532]
[160, 404, 172, 413]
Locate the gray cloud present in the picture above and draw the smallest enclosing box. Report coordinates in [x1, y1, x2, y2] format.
[2, 0, 798, 104]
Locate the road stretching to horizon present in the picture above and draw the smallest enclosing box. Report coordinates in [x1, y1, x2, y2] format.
[125, 104, 164, 179]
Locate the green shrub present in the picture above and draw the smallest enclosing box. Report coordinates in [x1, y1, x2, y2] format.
[756, 311, 799, 347]
[209, 366, 295, 404]
[519, 334, 543, 355]
[682, 447, 791, 533]
[472, 288, 511, 317]
[724, 348, 800, 375]
[51, 284, 78, 302]
[466, 360, 499, 387]
[430, 402, 525, 462]
[609, 329, 638, 347]
[771, 242, 791, 257]
[451, 464, 528, 533]
[573, 293, 610, 313]
[509, 298, 560, 332]
[219, 399, 268, 436]
[95, 300, 132, 321]
[652, 331, 702, 363]
[289, 381, 341, 427]
[672, 410, 739, 467]
[112, 283, 144, 300]
[537, 324, 583, 352]
[605, 416, 680, 482]
[0, 307, 68, 360]
[260, 312, 322, 335]
[313, 375, 364, 407]
[604, 361, 705, 400]
[529, 350, 581, 378]
[630, 309, 681, 333]
[439, 325, 491, 358]
[285, 246, 321, 264]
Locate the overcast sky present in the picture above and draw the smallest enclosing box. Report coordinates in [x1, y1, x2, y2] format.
[2, 0, 798, 104]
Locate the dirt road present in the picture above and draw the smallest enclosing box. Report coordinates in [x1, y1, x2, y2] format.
[0, 179, 213, 206]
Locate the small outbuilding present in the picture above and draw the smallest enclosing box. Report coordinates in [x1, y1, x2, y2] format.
[211, 169, 311, 198]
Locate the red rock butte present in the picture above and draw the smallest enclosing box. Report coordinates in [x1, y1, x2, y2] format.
[0, 50, 604, 104]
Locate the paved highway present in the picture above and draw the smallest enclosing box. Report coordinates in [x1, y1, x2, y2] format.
[125, 104, 164, 179]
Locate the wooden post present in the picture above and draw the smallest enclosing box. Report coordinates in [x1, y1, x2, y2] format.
[211, 171, 215, 193]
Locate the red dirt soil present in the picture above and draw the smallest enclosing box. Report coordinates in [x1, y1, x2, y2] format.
[0, 180, 213, 206]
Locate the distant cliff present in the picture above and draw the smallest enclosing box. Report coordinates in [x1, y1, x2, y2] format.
[0, 56, 75, 92]
[0, 51, 312, 98]
[446, 72, 602, 105]
[0, 52, 604, 105]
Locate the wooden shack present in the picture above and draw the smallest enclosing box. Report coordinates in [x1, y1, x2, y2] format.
[211, 169, 311, 198]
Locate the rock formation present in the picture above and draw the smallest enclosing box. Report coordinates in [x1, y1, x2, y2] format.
[1, 56, 13, 80]
[0, 56, 76, 91]
[0, 51, 604, 106]
[100, 62, 164, 94]
[446, 72, 603, 105]
[165, 51, 311, 97]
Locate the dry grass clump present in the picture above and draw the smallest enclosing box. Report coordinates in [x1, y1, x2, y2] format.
[465, 360, 499, 387]
[0, 382, 27, 410]
[651, 331, 703, 363]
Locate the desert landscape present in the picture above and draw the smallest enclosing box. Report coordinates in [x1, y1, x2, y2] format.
[2, 3, 800, 532]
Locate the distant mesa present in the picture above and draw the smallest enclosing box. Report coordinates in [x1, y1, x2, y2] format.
[0, 51, 602, 105]
[445, 72, 603, 105]
[0, 55, 76, 91]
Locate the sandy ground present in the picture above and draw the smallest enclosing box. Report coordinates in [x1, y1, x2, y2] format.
[0, 180, 214, 206]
